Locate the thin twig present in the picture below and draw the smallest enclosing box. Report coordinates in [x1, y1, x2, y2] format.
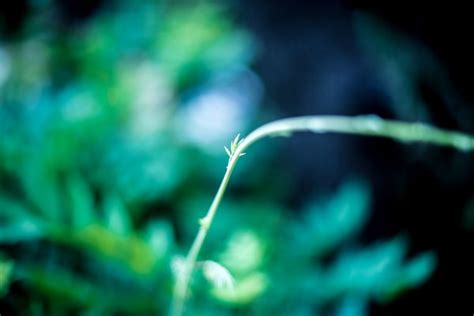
[170, 115, 474, 316]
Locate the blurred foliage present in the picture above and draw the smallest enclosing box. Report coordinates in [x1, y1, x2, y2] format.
[0, 1, 436, 315]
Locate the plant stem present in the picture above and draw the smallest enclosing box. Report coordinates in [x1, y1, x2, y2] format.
[170, 115, 474, 316]
[171, 150, 239, 316]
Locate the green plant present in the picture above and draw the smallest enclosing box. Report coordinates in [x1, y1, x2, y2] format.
[171, 115, 474, 316]
[2, 1, 473, 314]
[0, 2, 257, 314]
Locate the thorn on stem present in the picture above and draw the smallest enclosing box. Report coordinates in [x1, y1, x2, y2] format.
[224, 146, 231, 157]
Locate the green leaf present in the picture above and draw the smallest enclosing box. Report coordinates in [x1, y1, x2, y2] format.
[17, 265, 161, 313]
[202, 260, 234, 290]
[379, 251, 437, 302]
[0, 195, 32, 220]
[21, 166, 63, 223]
[142, 219, 174, 258]
[69, 224, 159, 274]
[0, 218, 44, 243]
[0, 258, 14, 297]
[66, 173, 96, 229]
[403, 252, 436, 287]
[304, 180, 371, 256]
[102, 192, 131, 235]
[219, 230, 265, 275]
[211, 272, 268, 305]
[324, 236, 408, 299]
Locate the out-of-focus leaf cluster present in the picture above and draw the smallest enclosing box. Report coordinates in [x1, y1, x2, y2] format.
[0, 1, 435, 315]
[0, 0, 257, 314]
[184, 181, 435, 315]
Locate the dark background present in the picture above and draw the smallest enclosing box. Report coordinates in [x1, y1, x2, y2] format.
[237, 2, 474, 313]
[2, 0, 473, 314]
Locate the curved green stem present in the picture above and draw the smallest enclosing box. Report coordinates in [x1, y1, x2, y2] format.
[170, 115, 474, 316]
